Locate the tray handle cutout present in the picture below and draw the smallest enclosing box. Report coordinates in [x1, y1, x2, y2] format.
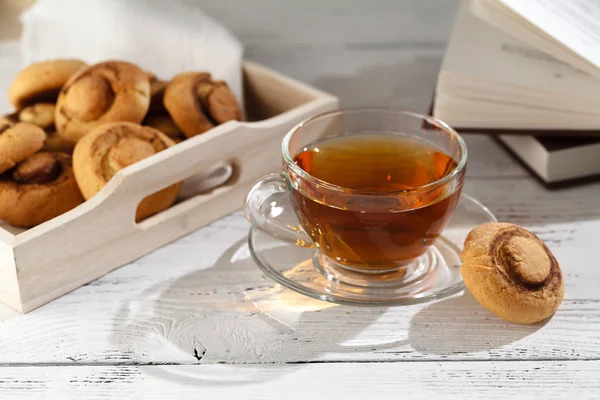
[98, 101, 339, 229]
[99, 121, 257, 227]
[14, 93, 337, 248]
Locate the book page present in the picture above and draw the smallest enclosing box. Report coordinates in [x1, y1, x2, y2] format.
[472, 0, 600, 78]
[498, 0, 600, 69]
[440, 0, 600, 106]
[435, 92, 600, 130]
[435, 0, 600, 129]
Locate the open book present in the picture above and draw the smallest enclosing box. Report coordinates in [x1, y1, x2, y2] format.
[434, 0, 600, 132]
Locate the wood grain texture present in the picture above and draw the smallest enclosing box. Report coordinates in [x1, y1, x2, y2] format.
[1, 0, 599, 397]
[0, 197, 597, 365]
[0, 361, 598, 399]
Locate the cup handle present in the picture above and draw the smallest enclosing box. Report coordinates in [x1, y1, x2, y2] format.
[244, 173, 313, 247]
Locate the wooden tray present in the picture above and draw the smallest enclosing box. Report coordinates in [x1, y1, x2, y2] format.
[0, 61, 339, 313]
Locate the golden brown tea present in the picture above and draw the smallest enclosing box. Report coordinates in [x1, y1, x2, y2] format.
[292, 134, 463, 271]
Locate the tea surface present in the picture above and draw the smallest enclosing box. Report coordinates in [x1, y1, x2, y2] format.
[294, 134, 457, 191]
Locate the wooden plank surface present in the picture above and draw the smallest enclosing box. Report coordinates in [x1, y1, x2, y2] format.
[0, 361, 597, 399]
[1, 0, 600, 397]
[0, 183, 597, 366]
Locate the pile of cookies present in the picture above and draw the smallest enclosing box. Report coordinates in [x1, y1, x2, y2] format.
[0, 59, 241, 227]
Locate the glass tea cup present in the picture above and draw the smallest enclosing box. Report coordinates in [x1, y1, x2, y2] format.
[244, 108, 467, 282]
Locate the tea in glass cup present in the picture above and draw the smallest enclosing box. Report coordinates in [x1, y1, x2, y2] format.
[291, 133, 461, 272]
[245, 108, 466, 278]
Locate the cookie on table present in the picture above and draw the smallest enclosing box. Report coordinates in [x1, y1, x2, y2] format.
[8, 59, 87, 110]
[55, 61, 151, 144]
[461, 222, 564, 324]
[0, 152, 85, 227]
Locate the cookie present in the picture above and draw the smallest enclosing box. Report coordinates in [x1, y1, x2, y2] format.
[8, 59, 87, 110]
[42, 131, 76, 154]
[145, 71, 168, 112]
[73, 122, 181, 221]
[0, 121, 47, 174]
[195, 79, 241, 124]
[0, 113, 18, 126]
[143, 113, 182, 138]
[163, 72, 241, 138]
[55, 61, 151, 144]
[17, 104, 74, 152]
[19, 103, 56, 129]
[0, 152, 85, 227]
[461, 222, 564, 324]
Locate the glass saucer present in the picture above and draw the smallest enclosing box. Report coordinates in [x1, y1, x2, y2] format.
[248, 193, 497, 307]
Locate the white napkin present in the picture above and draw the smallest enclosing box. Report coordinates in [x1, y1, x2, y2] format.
[20, 0, 244, 104]
[0, 41, 21, 113]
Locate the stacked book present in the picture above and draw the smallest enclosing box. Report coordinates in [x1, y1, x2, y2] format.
[434, 0, 600, 185]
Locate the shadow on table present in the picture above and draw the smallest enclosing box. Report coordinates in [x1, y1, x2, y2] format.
[110, 237, 401, 386]
[408, 291, 545, 355]
[109, 236, 544, 387]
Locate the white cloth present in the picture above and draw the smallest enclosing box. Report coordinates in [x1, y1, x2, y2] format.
[20, 0, 244, 104]
[0, 41, 21, 113]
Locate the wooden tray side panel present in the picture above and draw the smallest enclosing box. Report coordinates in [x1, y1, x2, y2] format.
[0, 239, 20, 312]
[243, 61, 330, 121]
[10, 64, 339, 313]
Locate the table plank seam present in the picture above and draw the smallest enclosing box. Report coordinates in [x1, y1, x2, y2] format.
[1, 357, 598, 367]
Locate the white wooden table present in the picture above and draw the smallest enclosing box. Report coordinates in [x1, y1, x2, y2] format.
[1, 1, 600, 398]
